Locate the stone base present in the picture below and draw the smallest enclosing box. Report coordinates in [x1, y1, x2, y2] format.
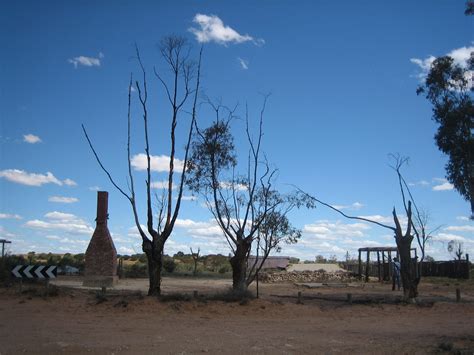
[83, 275, 118, 288]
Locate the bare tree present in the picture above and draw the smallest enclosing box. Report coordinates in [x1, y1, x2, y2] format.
[190, 247, 200, 276]
[298, 156, 429, 302]
[186, 97, 307, 292]
[448, 240, 464, 261]
[83, 37, 202, 296]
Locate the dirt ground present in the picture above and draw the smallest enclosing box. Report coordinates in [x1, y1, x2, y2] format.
[1, 276, 473, 354]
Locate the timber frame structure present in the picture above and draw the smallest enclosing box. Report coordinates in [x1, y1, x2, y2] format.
[358, 246, 417, 282]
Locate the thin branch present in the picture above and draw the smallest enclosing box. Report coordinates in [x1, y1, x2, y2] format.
[82, 125, 130, 200]
[293, 186, 396, 231]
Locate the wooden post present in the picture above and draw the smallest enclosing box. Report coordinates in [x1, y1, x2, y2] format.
[388, 251, 392, 280]
[381, 251, 385, 280]
[456, 288, 461, 303]
[358, 249, 362, 280]
[347, 293, 352, 304]
[465, 254, 470, 279]
[365, 250, 370, 282]
[297, 291, 302, 304]
[193, 290, 198, 299]
[377, 251, 381, 282]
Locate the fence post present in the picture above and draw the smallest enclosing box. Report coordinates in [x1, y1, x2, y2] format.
[465, 254, 470, 279]
[456, 288, 461, 302]
[297, 291, 302, 304]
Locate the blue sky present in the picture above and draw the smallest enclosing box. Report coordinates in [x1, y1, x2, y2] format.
[1, 0, 472, 261]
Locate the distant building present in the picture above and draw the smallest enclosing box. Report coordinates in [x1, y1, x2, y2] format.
[247, 256, 290, 270]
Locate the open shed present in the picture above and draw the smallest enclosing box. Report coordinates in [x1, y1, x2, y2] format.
[358, 246, 417, 282]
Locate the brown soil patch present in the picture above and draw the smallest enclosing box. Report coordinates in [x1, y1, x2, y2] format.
[1, 277, 473, 354]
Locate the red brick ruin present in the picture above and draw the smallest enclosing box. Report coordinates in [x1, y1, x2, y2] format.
[83, 191, 118, 287]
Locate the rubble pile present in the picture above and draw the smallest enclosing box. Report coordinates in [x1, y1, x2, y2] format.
[259, 270, 358, 283]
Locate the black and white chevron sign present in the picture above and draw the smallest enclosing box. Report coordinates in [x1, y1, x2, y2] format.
[11, 265, 57, 279]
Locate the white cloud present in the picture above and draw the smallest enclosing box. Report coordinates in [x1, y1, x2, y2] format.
[331, 202, 365, 210]
[23, 134, 42, 144]
[44, 211, 77, 220]
[63, 178, 77, 186]
[48, 196, 79, 204]
[0, 226, 18, 239]
[456, 216, 470, 222]
[447, 46, 473, 68]
[433, 233, 467, 243]
[444, 225, 474, 233]
[219, 181, 248, 191]
[408, 180, 430, 187]
[0, 169, 62, 186]
[0, 213, 22, 220]
[24, 211, 93, 235]
[150, 181, 177, 190]
[58, 238, 88, 245]
[237, 57, 249, 70]
[68, 53, 103, 68]
[303, 220, 371, 239]
[189, 14, 264, 46]
[410, 56, 436, 80]
[46, 235, 60, 240]
[180, 195, 197, 201]
[432, 178, 454, 191]
[89, 186, 100, 191]
[131, 153, 184, 173]
[356, 215, 393, 224]
[411, 45, 473, 83]
[175, 218, 224, 239]
[118, 246, 134, 254]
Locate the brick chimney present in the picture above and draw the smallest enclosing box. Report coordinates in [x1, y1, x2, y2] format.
[83, 191, 118, 287]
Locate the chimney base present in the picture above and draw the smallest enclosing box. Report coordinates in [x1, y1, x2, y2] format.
[83, 275, 118, 288]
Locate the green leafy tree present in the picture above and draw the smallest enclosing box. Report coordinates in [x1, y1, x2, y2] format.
[417, 54, 474, 218]
[186, 97, 309, 292]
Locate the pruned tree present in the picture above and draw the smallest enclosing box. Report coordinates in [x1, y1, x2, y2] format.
[186, 97, 308, 292]
[298, 156, 430, 302]
[190, 247, 200, 276]
[448, 240, 464, 261]
[83, 36, 202, 296]
[416, 53, 474, 218]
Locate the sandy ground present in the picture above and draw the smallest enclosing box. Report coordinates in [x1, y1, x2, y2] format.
[1, 276, 473, 354]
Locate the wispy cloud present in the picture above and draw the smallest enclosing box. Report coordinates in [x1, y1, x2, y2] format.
[48, 196, 79, 204]
[237, 57, 249, 70]
[24, 211, 93, 235]
[303, 220, 371, 239]
[432, 178, 454, 191]
[23, 134, 42, 144]
[150, 181, 177, 190]
[0, 169, 74, 187]
[331, 202, 364, 211]
[0, 213, 22, 220]
[189, 14, 264, 46]
[89, 186, 100, 191]
[410, 45, 473, 81]
[63, 178, 77, 187]
[444, 225, 474, 233]
[408, 180, 430, 187]
[131, 153, 184, 172]
[68, 52, 104, 68]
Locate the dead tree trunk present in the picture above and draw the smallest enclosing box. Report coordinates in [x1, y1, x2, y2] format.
[143, 239, 165, 296]
[230, 239, 251, 292]
[395, 233, 418, 300]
